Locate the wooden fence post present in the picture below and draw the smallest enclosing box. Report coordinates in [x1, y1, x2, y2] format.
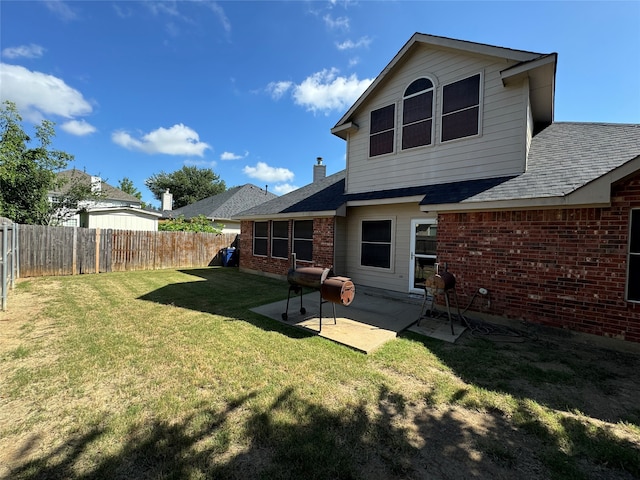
[95, 228, 100, 274]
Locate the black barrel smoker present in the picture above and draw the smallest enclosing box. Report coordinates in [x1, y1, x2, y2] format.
[282, 258, 355, 332]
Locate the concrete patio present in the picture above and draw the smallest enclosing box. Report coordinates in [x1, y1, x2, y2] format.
[251, 286, 466, 353]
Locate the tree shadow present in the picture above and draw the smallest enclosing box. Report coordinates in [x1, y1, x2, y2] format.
[8, 385, 558, 480]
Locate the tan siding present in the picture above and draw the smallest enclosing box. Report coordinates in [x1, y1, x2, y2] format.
[346, 45, 529, 194]
[344, 204, 435, 293]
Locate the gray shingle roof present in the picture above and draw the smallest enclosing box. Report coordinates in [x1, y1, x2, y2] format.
[234, 171, 346, 218]
[234, 123, 640, 218]
[53, 169, 141, 203]
[168, 184, 277, 220]
[450, 122, 640, 205]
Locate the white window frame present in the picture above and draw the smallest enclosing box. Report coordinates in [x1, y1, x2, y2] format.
[369, 103, 396, 158]
[253, 221, 268, 257]
[293, 219, 313, 262]
[627, 208, 640, 302]
[401, 77, 435, 150]
[359, 217, 396, 272]
[440, 72, 483, 143]
[271, 220, 289, 259]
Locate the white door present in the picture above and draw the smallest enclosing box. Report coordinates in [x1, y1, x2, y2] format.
[409, 218, 437, 294]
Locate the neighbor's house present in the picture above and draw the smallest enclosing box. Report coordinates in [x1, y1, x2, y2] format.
[235, 33, 640, 344]
[50, 169, 162, 231]
[162, 184, 277, 235]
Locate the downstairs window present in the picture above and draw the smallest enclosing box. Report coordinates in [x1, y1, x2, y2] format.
[628, 209, 640, 302]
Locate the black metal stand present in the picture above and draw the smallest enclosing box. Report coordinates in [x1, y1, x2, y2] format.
[318, 290, 337, 333]
[282, 285, 306, 321]
[418, 287, 461, 335]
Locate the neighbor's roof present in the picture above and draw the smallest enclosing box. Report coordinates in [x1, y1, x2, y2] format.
[419, 122, 640, 210]
[332, 32, 556, 138]
[53, 169, 141, 204]
[234, 171, 346, 219]
[167, 184, 277, 220]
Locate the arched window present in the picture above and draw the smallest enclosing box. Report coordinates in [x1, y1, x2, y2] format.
[402, 78, 434, 149]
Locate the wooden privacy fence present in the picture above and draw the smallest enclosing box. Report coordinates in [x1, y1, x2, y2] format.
[18, 225, 238, 278]
[1, 222, 19, 310]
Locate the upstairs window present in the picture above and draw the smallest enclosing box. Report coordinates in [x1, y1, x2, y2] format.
[402, 78, 434, 149]
[628, 209, 640, 302]
[271, 220, 289, 259]
[441, 73, 481, 142]
[253, 221, 268, 256]
[293, 220, 313, 262]
[369, 104, 395, 157]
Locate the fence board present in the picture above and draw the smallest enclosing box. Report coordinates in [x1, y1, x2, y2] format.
[17, 225, 237, 277]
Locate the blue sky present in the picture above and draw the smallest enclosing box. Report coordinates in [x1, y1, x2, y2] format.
[2, 1, 639, 207]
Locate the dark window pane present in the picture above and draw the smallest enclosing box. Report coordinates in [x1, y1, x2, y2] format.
[370, 104, 395, 134]
[403, 92, 432, 124]
[362, 220, 392, 242]
[370, 130, 394, 157]
[361, 244, 391, 268]
[254, 238, 267, 256]
[254, 221, 268, 237]
[405, 78, 433, 97]
[402, 120, 432, 149]
[442, 74, 480, 114]
[628, 255, 640, 301]
[272, 220, 288, 238]
[630, 210, 640, 253]
[442, 106, 479, 142]
[294, 239, 313, 261]
[272, 239, 288, 259]
[294, 220, 313, 239]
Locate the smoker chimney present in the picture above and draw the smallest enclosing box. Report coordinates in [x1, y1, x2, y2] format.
[313, 157, 326, 182]
[161, 189, 173, 211]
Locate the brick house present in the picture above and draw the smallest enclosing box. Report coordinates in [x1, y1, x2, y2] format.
[235, 33, 640, 344]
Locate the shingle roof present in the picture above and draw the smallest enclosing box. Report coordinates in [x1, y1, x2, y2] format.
[234, 123, 639, 218]
[234, 171, 346, 218]
[53, 169, 141, 204]
[168, 184, 277, 220]
[443, 122, 640, 205]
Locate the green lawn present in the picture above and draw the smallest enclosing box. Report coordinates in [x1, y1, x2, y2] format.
[1, 268, 639, 479]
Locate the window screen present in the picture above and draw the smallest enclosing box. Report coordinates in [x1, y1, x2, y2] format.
[402, 78, 433, 149]
[441, 74, 480, 142]
[370, 104, 395, 157]
[628, 209, 640, 301]
[253, 221, 268, 256]
[271, 220, 289, 259]
[361, 220, 392, 269]
[293, 220, 313, 262]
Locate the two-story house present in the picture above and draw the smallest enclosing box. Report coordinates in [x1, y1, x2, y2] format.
[236, 33, 640, 344]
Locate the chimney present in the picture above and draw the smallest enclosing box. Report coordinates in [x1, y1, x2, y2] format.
[90, 176, 101, 193]
[162, 189, 173, 211]
[313, 157, 326, 182]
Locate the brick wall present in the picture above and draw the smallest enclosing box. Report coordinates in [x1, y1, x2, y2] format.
[437, 174, 640, 343]
[239, 218, 335, 277]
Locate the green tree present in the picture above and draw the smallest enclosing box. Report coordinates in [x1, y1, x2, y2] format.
[0, 101, 74, 224]
[118, 177, 148, 208]
[159, 214, 222, 233]
[145, 166, 225, 209]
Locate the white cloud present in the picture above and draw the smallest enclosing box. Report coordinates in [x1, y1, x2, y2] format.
[266, 80, 293, 100]
[0, 63, 93, 122]
[61, 119, 96, 136]
[273, 183, 298, 195]
[2, 44, 46, 59]
[335, 36, 372, 51]
[323, 14, 349, 30]
[112, 124, 210, 156]
[291, 68, 373, 114]
[243, 161, 294, 183]
[44, 0, 78, 21]
[220, 151, 247, 161]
